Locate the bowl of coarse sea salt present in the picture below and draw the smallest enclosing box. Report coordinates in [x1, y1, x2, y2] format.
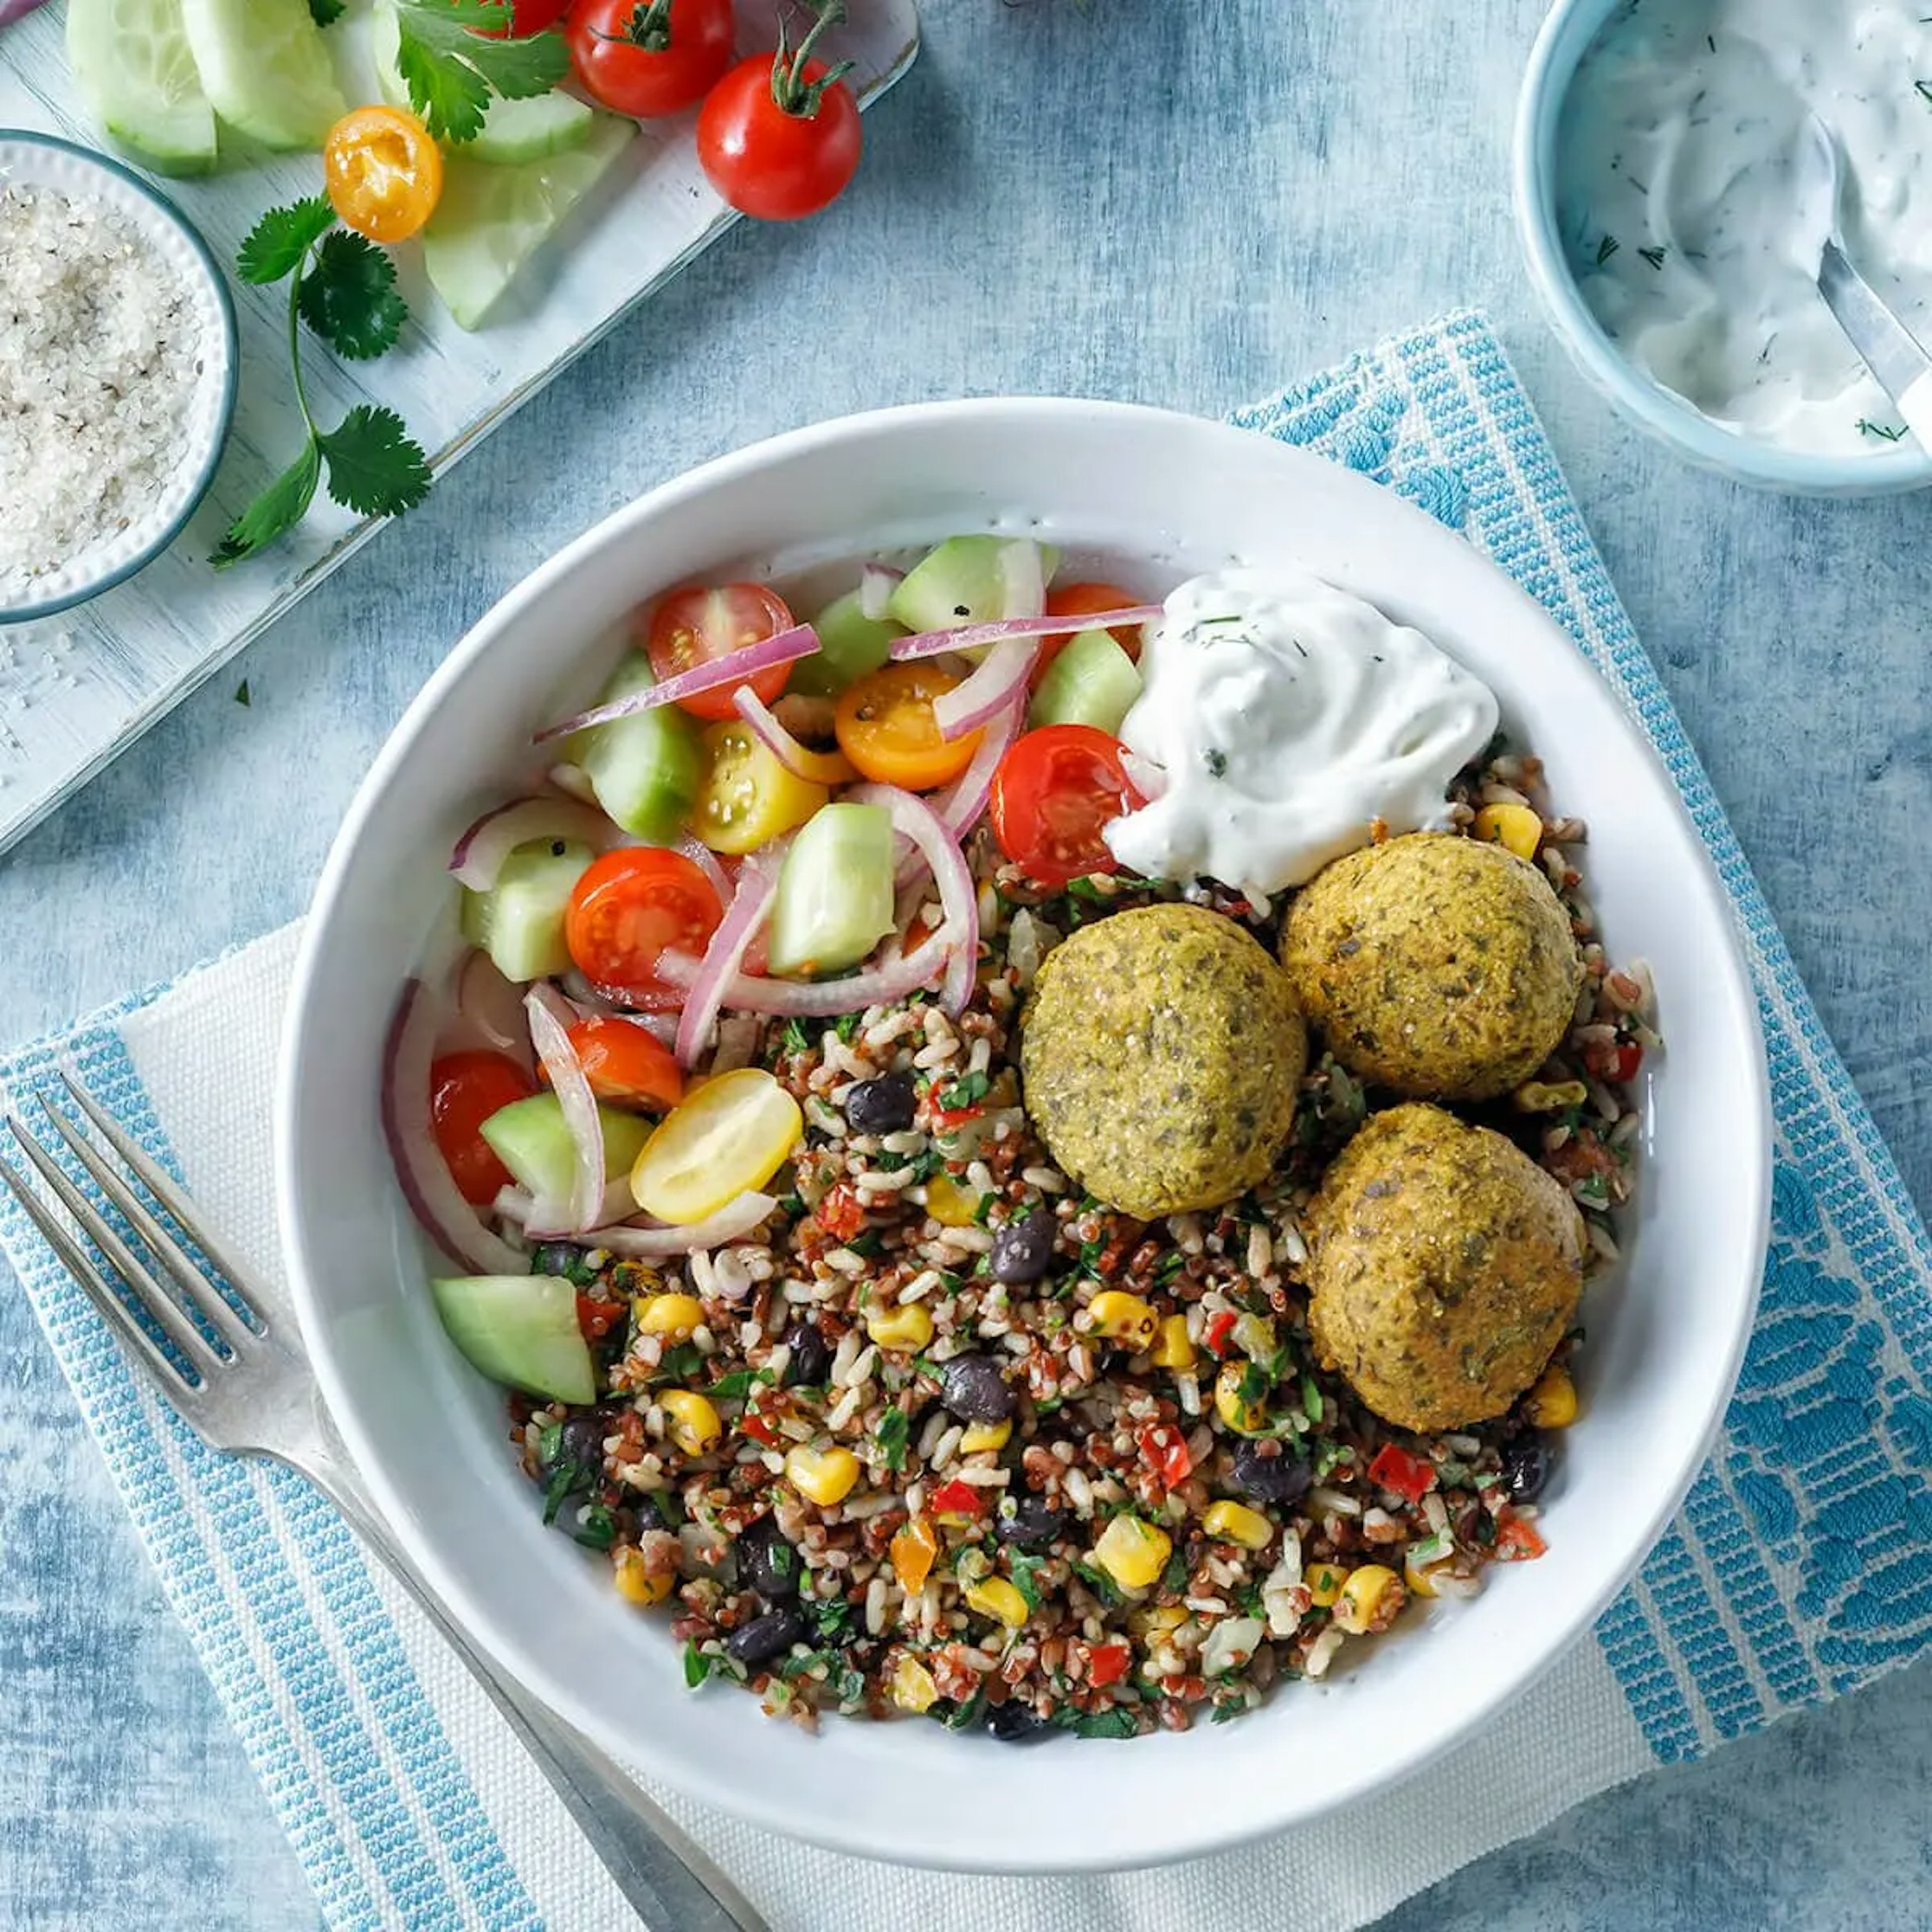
[1, 131, 238, 622]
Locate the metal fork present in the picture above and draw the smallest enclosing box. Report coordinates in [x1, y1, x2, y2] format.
[0, 1073, 767, 1932]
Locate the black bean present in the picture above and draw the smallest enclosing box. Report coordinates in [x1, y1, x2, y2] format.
[843, 1071, 917, 1136]
[531, 1241, 586, 1278]
[1230, 1439, 1314, 1507]
[940, 1353, 1016, 1423]
[736, 1515, 802, 1602]
[1501, 1434, 1555, 1504]
[725, 1608, 806, 1671]
[985, 1701, 1052, 1743]
[783, 1320, 831, 1389]
[989, 1209, 1056, 1285]
[994, 1491, 1068, 1552]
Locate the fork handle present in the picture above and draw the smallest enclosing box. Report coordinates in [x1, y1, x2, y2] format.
[296, 1446, 770, 1932]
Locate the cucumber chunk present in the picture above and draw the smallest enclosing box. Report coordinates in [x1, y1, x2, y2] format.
[479, 1092, 655, 1208]
[178, 0, 346, 151]
[370, 0, 594, 165]
[67, 0, 218, 176]
[461, 838, 594, 984]
[423, 113, 636, 330]
[432, 1273, 595, 1404]
[888, 537, 1058, 634]
[572, 655, 704, 842]
[766, 803, 897, 978]
[1028, 627, 1145, 736]
[788, 589, 903, 698]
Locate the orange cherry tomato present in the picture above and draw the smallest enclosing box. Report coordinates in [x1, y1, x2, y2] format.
[1034, 580, 1147, 687]
[645, 583, 796, 722]
[564, 1016, 685, 1111]
[565, 848, 725, 1007]
[833, 662, 984, 790]
[430, 1051, 536, 1205]
[323, 105, 444, 245]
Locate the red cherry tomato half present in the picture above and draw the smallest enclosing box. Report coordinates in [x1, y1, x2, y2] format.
[430, 1050, 536, 1204]
[644, 582, 797, 721]
[988, 724, 1145, 892]
[564, 1015, 685, 1111]
[1033, 580, 1146, 687]
[566, 0, 734, 117]
[696, 54, 862, 221]
[565, 848, 725, 1006]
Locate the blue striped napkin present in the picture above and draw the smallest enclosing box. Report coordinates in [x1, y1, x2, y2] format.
[4, 310, 1931, 1931]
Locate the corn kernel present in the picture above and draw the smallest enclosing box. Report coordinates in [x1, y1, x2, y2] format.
[865, 1302, 934, 1351]
[1404, 1549, 1450, 1600]
[889, 1653, 939, 1713]
[786, 1443, 860, 1507]
[890, 1515, 938, 1594]
[1151, 1313, 1196, 1370]
[1128, 1602, 1189, 1638]
[1232, 1312, 1277, 1361]
[965, 1577, 1031, 1629]
[925, 1175, 981, 1228]
[1086, 1291, 1158, 1349]
[1214, 1359, 1270, 1435]
[960, 1418, 1011, 1454]
[1092, 1513, 1172, 1592]
[613, 1547, 671, 1606]
[1473, 801, 1544, 861]
[1332, 1562, 1401, 1634]
[1305, 1562, 1347, 1607]
[1523, 1363, 1579, 1429]
[1202, 1499, 1275, 1551]
[1513, 1079, 1590, 1113]
[659, 1389, 722, 1457]
[634, 1292, 704, 1339]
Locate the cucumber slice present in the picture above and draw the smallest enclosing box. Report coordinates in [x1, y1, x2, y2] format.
[423, 113, 636, 330]
[460, 838, 594, 984]
[788, 590, 903, 698]
[370, 0, 594, 165]
[888, 537, 1059, 635]
[766, 803, 897, 979]
[178, 0, 346, 151]
[432, 1273, 595, 1404]
[479, 1093, 655, 1208]
[67, 0, 218, 177]
[573, 655, 703, 842]
[1028, 627, 1145, 736]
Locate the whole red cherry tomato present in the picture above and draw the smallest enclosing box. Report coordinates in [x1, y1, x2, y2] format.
[567, 0, 735, 118]
[696, 16, 861, 222]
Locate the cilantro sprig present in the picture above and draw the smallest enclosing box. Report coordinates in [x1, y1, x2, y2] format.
[216, 198, 432, 569]
[393, 0, 573, 144]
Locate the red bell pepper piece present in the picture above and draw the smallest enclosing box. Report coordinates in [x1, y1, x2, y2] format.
[1367, 1442, 1437, 1505]
[1494, 1512, 1548, 1561]
[1138, 1423, 1193, 1491]
[1086, 1640, 1131, 1687]
[930, 1478, 983, 1517]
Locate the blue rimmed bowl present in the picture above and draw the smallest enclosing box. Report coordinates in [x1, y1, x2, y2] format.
[1513, 0, 1932, 496]
[0, 130, 238, 623]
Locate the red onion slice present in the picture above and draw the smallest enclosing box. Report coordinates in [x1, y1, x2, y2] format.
[675, 862, 780, 1070]
[457, 949, 538, 1069]
[449, 795, 618, 891]
[732, 687, 856, 785]
[582, 1191, 779, 1258]
[848, 782, 979, 1016]
[521, 1177, 637, 1240]
[525, 984, 606, 1235]
[932, 638, 1038, 742]
[857, 563, 904, 621]
[932, 694, 1024, 845]
[381, 980, 529, 1275]
[0, 0, 55, 23]
[889, 605, 1163, 664]
[673, 835, 734, 903]
[533, 625, 821, 745]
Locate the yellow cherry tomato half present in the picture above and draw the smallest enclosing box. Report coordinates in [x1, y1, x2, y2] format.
[692, 719, 828, 857]
[834, 662, 985, 790]
[631, 1068, 803, 1225]
[324, 105, 444, 245]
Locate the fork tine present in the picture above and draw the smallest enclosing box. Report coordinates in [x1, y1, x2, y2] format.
[36, 1093, 260, 1350]
[4, 1117, 225, 1375]
[54, 1072, 270, 1329]
[0, 1148, 204, 1402]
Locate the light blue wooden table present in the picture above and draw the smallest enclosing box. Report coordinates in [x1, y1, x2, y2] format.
[5, 1, 1931, 1925]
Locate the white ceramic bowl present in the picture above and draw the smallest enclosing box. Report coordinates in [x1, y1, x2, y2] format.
[278, 399, 1770, 1872]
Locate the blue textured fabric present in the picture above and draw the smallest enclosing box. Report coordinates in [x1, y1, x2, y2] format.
[1, 310, 1929, 1924]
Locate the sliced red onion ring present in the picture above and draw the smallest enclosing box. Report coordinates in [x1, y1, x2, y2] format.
[449, 795, 618, 891]
[857, 563, 904, 621]
[932, 694, 1024, 845]
[658, 924, 953, 1017]
[889, 605, 1163, 663]
[457, 949, 537, 1069]
[525, 984, 605, 1234]
[732, 687, 856, 785]
[932, 638, 1038, 742]
[0, 0, 55, 24]
[521, 1177, 637, 1240]
[850, 782, 978, 1016]
[673, 835, 733, 903]
[533, 624, 821, 744]
[675, 862, 780, 1070]
[583, 1192, 779, 1259]
[996, 539, 1046, 619]
[381, 980, 529, 1275]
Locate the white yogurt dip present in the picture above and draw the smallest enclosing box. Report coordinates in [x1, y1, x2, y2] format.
[1102, 569, 1499, 901]
[1560, 0, 1932, 454]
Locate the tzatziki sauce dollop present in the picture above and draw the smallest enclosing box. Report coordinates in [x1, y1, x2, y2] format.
[1560, 0, 1932, 454]
[1102, 569, 1499, 901]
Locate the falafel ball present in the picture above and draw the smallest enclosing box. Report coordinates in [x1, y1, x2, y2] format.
[1307, 1102, 1583, 1432]
[1281, 833, 1583, 1102]
[1020, 904, 1307, 1218]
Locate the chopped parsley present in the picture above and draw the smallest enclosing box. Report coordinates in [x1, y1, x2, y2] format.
[781, 1018, 813, 1057]
[1594, 233, 1620, 266]
[1637, 244, 1667, 271]
[1058, 1706, 1137, 1739]
[571, 1505, 617, 1552]
[875, 1405, 911, 1471]
[834, 1012, 863, 1043]
[941, 1687, 988, 1731]
[1858, 418, 1907, 442]
[937, 1070, 991, 1111]
[682, 1641, 711, 1688]
[1161, 1548, 1190, 1594]
[1008, 1553, 1046, 1612]
[652, 1341, 705, 1385]
[1202, 747, 1230, 779]
[809, 1595, 856, 1643]
[1210, 1699, 1248, 1724]
[1072, 1559, 1125, 1607]
[705, 1367, 774, 1401]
